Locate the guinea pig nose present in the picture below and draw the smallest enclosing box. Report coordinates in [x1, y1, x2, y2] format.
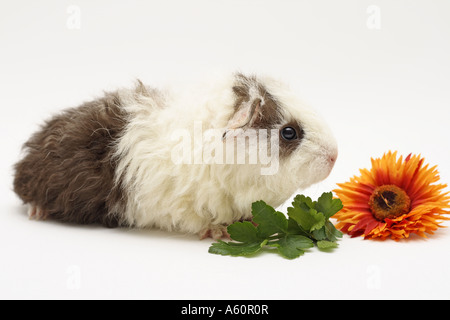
[328, 149, 338, 164]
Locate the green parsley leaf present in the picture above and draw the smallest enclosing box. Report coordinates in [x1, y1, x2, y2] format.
[252, 200, 288, 238]
[292, 194, 315, 210]
[312, 226, 327, 240]
[270, 234, 314, 259]
[315, 192, 344, 219]
[287, 217, 310, 237]
[227, 221, 259, 243]
[324, 220, 343, 241]
[317, 240, 338, 250]
[287, 206, 325, 232]
[208, 239, 267, 256]
[208, 192, 344, 259]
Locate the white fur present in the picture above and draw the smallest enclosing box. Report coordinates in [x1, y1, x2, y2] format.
[113, 72, 337, 235]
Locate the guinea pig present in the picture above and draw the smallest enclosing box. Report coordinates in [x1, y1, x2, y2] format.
[13, 72, 338, 239]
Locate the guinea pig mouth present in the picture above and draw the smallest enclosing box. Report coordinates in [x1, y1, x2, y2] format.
[324, 153, 337, 177]
[328, 154, 337, 169]
[310, 150, 337, 183]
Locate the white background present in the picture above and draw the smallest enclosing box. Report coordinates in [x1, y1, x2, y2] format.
[1, 0, 450, 299]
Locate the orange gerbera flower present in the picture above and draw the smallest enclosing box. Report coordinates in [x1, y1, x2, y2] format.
[333, 151, 450, 240]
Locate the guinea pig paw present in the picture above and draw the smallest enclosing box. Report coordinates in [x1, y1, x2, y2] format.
[27, 204, 48, 220]
[198, 225, 230, 240]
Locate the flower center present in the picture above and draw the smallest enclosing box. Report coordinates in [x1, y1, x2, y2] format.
[368, 185, 411, 221]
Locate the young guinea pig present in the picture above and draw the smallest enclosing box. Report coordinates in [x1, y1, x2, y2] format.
[13, 72, 338, 239]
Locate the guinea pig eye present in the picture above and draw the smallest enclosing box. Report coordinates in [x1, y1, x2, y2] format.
[280, 126, 297, 141]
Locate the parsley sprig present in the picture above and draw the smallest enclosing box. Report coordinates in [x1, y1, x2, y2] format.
[208, 192, 343, 259]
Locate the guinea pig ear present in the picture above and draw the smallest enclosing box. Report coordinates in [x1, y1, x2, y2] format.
[223, 76, 282, 140]
[225, 94, 262, 132]
[222, 78, 265, 139]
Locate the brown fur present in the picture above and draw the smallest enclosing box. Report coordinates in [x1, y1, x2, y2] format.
[13, 91, 129, 227]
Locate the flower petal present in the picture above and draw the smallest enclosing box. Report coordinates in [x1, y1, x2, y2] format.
[333, 152, 450, 241]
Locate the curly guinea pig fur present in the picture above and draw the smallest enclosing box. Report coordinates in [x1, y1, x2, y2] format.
[13, 72, 338, 239]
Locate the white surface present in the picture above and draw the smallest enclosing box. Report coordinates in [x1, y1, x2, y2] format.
[1, 0, 450, 299]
